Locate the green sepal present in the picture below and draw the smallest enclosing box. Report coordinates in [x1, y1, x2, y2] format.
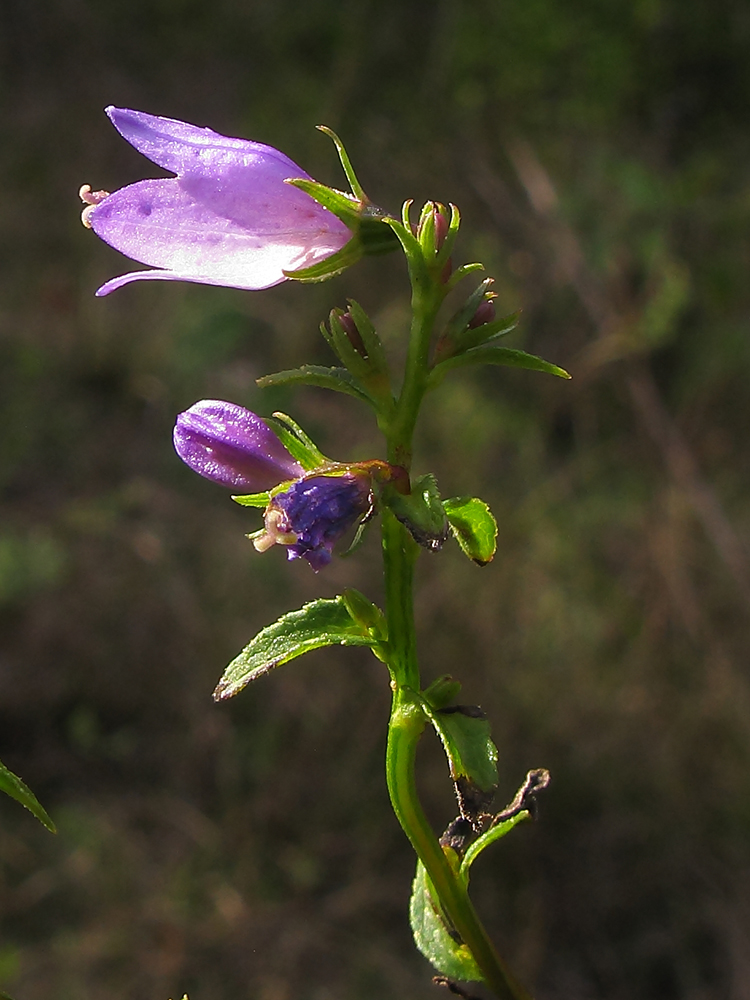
[285, 179, 363, 229]
[0, 757, 56, 832]
[383, 474, 449, 551]
[346, 300, 390, 377]
[265, 411, 328, 470]
[445, 262, 485, 291]
[231, 492, 271, 508]
[443, 497, 498, 566]
[316, 125, 367, 201]
[410, 860, 484, 983]
[284, 234, 364, 283]
[429, 344, 571, 387]
[257, 365, 376, 408]
[213, 596, 382, 701]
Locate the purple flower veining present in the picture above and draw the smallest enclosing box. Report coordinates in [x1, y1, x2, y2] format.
[83, 107, 353, 296]
[173, 400, 303, 493]
[256, 475, 372, 571]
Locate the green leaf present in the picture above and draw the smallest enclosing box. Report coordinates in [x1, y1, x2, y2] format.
[443, 497, 498, 566]
[420, 702, 499, 826]
[410, 860, 484, 982]
[459, 812, 531, 878]
[213, 596, 381, 700]
[384, 474, 449, 551]
[257, 365, 375, 407]
[0, 757, 56, 832]
[429, 344, 571, 386]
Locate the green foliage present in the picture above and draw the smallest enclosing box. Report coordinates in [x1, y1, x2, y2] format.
[0, 759, 56, 833]
[213, 596, 383, 700]
[421, 703, 499, 823]
[429, 345, 571, 387]
[443, 497, 498, 565]
[384, 474, 449, 550]
[257, 364, 377, 407]
[410, 861, 484, 983]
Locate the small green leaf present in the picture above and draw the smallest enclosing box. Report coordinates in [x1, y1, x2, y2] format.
[0, 758, 56, 832]
[384, 474, 449, 551]
[418, 700, 498, 826]
[443, 497, 498, 566]
[213, 596, 380, 700]
[410, 860, 484, 982]
[459, 812, 531, 877]
[257, 365, 375, 407]
[429, 344, 571, 386]
[422, 674, 462, 710]
[341, 588, 387, 638]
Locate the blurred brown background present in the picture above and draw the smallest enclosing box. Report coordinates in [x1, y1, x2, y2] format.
[2, 1, 750, 998]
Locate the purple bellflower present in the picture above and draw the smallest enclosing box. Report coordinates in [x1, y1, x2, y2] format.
[174, 400, 373, 571]
[81, 107, 353, 296]
[174, 400, 304, 493]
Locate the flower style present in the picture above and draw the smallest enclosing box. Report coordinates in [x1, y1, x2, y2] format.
[173, 400, 303, 493]
[82, 107, 353, 296]
[254, 474, 372, 571]
[174, 400, 373, 570]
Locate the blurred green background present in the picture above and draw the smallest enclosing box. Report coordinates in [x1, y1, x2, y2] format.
[2, 1, 750, 998]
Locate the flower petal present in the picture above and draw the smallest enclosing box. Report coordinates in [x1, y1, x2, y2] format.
[89, 179, 351, 291]
[106, 106, 305, 179]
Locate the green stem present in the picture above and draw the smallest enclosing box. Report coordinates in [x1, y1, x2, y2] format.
[379, 230, 533, 1000]
[385, 690, 533, 1000]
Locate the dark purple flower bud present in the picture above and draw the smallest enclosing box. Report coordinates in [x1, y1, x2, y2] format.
[174, 400, 304, 492]
[468, 295, 497, 328]
[83, 107, 353, 296]
[337, 308, 368, 356]
[254, 473, 372, 571]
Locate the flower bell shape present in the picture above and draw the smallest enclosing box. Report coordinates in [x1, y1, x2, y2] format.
[254, 474, 372, 572]
[174, 400, 303, 493]
[83, 107, 353, 296]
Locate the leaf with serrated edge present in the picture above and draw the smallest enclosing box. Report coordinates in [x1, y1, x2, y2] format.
[0, 758, 56, 832]
[430, 345, 571, 386]
[443, 497, 498, 565]
[213, 597, 379, 701]
[410, 860, 484, 982]
[257, 365, 375, 406]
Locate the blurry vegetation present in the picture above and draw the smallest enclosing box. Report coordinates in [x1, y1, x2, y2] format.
[1, 1, 750, 998]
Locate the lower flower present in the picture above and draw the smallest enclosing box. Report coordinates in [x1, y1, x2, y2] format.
[253, 473, 373, 571]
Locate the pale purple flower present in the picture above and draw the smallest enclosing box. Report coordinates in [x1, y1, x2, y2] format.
[174, 400, 303, 492]
[84, 107, 352, 296]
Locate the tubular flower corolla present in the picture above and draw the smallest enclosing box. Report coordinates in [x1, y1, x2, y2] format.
[82, 107, 353, 296]
[173, 400, 303, 493]
[254, 474, 373, 571]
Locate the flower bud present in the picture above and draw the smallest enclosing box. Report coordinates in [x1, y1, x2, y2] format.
[174, 400, 303, 492]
